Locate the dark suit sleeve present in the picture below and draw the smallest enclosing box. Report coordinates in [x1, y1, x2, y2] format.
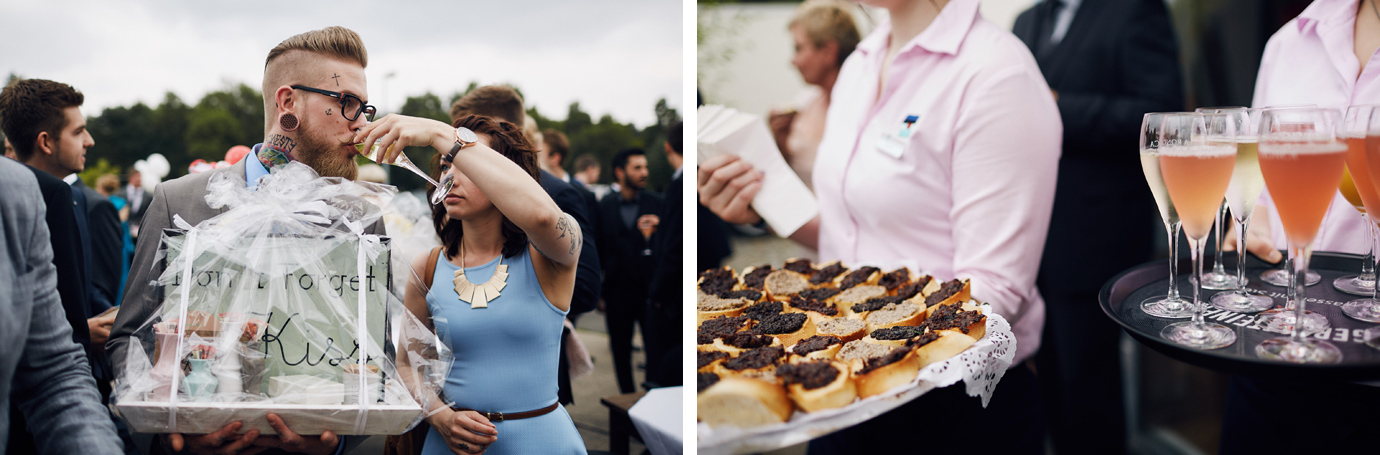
[34, 175, 91, 351]
[648, 176, 683, 306]
[87, 193, 123, 309]
[1054, 0, 1183, 156]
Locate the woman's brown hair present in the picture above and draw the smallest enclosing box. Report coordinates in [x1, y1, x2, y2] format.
[430, 115, 541, 259]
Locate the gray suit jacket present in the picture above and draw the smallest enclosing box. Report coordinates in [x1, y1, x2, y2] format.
[109, 158, 379, 453]
[0, 158, 123, 454]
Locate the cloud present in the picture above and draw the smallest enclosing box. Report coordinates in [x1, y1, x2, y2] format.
[0, 0, 682, 127]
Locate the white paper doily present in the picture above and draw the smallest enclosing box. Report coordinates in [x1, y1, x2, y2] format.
[696, 304, 1016, 455]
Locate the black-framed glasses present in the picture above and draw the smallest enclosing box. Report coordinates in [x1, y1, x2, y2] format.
[290, 85, 377, 122]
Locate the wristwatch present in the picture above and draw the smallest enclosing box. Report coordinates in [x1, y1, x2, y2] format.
[446, 126, 479, 160]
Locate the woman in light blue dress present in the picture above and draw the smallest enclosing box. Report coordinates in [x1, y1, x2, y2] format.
[369, 113, 586, 455]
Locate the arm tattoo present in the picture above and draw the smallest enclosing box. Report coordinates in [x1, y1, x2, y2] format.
[556, 215, 579, 256]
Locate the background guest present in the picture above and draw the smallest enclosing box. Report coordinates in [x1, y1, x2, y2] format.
[1012, 0, 1184, 453]
[768, 0, 859, 189]
[596, 148, 663, 394]
[644, 122, 683, 389]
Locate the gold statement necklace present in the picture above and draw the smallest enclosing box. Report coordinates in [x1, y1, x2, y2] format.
[453, 242, 508, 309]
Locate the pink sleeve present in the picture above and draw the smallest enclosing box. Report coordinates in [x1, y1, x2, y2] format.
[948, 65, 1063, 321]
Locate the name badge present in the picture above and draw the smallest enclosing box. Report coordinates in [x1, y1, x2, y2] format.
[875, 114, 920, 159]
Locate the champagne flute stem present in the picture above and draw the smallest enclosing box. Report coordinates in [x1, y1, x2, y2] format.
[1190, 233, 1207, 328]
[1290, 245, 1313, 343]
[1363, 213, 1375, 280]
[1213, 202, 1228, 275]
[397, 159, 442, 188]
[1371, 218, 1379, 302]
[1168, 222, 1183, 302]
[1234, 215, 1252, 292]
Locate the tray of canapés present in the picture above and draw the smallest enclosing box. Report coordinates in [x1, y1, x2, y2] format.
[695, 259, 1015, 454]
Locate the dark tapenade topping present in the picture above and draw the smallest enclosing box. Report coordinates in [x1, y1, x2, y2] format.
[924, 279, 965, 306]
[905, 331, 943, 348]
[784, 259, 815, 276]
[722, 332, 776, 349]
[852, 295, 906, 313]
[777, 361, 841, 390]
[858, 345, 915, 375]
[788, 295, 839, 316]
[877, 268, 912, 290]
[895, 278, 930, 300]
[699, 268, 738, 297]
[697, 372, 721, 392]
[799, 287, 842, 301]
[792, 335, 843, 355]
[810, 263, 848, 285]
[870, 326, 927, 341]
[742, 266, 774, 290]
[697, 350, 731, 369]
[833, 266, 877, 290]
[924, 304, 985, 334]
[720, 289, 763, 301]
[839, 266, 880, 290]
[752, 312, 809, 335]
[723, 346, 786, 371]
[697, 315, 752, 344]
[743, 300, 784, 321]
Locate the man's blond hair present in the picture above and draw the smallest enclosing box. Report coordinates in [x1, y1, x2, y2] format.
[261, 26, 368, 129]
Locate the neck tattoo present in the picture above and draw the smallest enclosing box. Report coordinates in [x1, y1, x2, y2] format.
[260, 134, 298, 169]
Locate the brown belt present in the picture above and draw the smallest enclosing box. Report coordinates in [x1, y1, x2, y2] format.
[450, 402, 558, 422]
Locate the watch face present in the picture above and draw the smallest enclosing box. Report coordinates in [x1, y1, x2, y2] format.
[455, 127, 478, 144]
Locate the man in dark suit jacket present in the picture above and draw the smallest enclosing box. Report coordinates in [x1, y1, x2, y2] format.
[597, 148, 664, 394]
[645, 122, 683, 388]
[1014, 2, 1184, 454]
[73, 178, 122, 310]
[540, 129, 601, 234]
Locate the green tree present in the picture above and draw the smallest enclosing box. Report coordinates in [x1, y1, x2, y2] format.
[78, 158, 121, 188]
[184, 106, 242, 163]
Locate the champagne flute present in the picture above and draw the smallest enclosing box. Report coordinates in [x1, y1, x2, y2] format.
[1209, 108, 1275, 312]
[1260, 106, 1325, 288]
[357, 142, 455, 205]
[1347, 105, 1380, 322]
[1195, 107, 1248, 290]
[1158, 112, 1238, 349]
[1255, 107, 1344, 363]
[1140, 113, 1193, 318]
[1335, 105, 1380, 298]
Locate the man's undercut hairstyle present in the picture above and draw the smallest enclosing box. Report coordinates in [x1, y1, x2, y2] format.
[611, 148, 646, 173]
[261, 26, 369, 126]
[574, 154, 599, 174]
[0, 79, 84, 162]
[449, 85, 525, 126]
[543, 129, 571, 163]
[667, 121, 682, 155]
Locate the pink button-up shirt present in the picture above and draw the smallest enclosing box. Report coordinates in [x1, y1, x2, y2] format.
[813, 0, 1062, 364]
[1254, 0, 1380, 254]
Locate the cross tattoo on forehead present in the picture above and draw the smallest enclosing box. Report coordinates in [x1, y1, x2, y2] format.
[331, 73, 341, 86]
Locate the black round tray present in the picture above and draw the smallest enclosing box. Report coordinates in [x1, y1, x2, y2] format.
[1100, 251, 1380, 380]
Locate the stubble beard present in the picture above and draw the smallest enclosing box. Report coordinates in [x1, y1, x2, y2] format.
[295, 126, 357, 180]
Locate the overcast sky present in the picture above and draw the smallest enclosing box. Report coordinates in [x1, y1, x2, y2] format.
[1, 0, 683, 128]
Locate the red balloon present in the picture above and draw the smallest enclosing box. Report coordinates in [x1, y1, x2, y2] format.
[225, 145, 252, 164]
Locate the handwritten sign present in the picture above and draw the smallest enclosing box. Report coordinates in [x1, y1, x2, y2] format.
[160, 233, 390, 391]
